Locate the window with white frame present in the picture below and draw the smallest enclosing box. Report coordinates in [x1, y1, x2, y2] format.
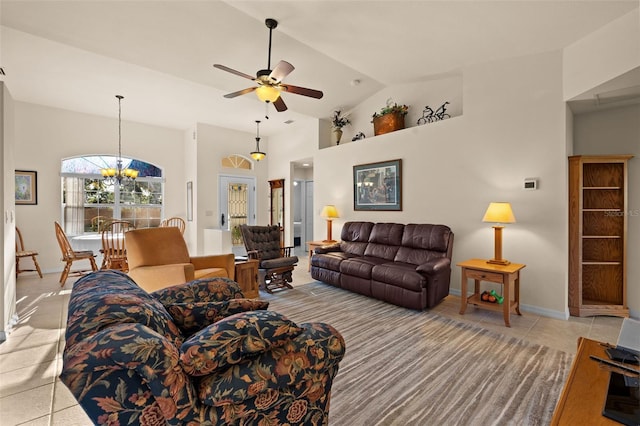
[61, 155, 163, 235]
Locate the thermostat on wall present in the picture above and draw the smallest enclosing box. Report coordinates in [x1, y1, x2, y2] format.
[524, 178, 538, 190]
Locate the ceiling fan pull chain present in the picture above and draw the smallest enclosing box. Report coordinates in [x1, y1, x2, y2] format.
[265, 102, 270, 120]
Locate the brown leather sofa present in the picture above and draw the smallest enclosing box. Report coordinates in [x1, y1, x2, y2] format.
[125, 227, 235, 292]
[310, 222, 454, 310]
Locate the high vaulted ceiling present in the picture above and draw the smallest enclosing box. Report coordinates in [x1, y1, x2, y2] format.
[1, 1, 637, 136]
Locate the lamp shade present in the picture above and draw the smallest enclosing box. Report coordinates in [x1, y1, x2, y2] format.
[321, 205, 339, 219]
[256, 85, 280, 102]
[250, 151, 266, 161]
[482, 202, 516, 224]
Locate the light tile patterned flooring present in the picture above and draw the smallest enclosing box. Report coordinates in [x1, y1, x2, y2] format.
[0, 255, 624, 425]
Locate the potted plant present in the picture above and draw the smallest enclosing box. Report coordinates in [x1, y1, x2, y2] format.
[331, 110, 351, 145]
[371, 100, 409, 136]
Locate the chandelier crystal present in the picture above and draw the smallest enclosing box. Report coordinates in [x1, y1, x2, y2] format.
[101, 95, 138, 185]
[250, 120, 266, 161]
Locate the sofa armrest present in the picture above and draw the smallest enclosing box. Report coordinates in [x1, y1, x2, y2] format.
[61, 323, 197, 425]
[190, 253, 235, 281]
[197, 322, 346, 407]
[416, 257, 451, 275]
[128, 263, 196, 292]
[314, 243, 342, 255]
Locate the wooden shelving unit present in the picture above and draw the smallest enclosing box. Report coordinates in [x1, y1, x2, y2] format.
[568, 155, 633, 317]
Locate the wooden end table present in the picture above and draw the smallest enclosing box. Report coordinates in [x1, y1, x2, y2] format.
[551, 337, 624, 425]
[234, 259, 259, 299]
[306, 240, 338, 272]
[458, 258, 526, 327]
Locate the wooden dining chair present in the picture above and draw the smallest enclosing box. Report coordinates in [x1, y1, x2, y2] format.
[101, 220, 135, 272]
[159, 217, 186, 235]
[54, 221, 98, 286]
[90, 215, 111, 233]
[15, 227, 43, 278]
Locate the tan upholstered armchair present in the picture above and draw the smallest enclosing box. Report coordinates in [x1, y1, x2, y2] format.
[125, 227, 235, 292]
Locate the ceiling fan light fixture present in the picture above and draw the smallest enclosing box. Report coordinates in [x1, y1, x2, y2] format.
[256, 85, 280, 103]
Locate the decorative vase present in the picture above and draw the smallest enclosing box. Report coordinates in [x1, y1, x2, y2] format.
[373, 112, 405, 136]
[334, 129, 343, 145]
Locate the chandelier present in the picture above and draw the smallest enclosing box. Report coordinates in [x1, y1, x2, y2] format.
[250, 120, 266, 161]
[101, 95, 138, 185]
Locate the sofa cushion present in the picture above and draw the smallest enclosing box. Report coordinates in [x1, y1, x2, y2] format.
[364, 223, 404, 260]
[65, 270, 184, 348]
[152, 277, 245, 305]
[167, 299, 270, 336]
[179, 310, 303, 376]
[311, 251, 356, 271]
[401, 224, 452, 252]
[371, 262, 427, 291]
[339, 222, 374, 256]
[340, 256, 387, 279]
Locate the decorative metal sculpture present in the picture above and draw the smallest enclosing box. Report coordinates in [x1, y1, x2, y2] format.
[417, 101, 451, 125]
[351, 132, 366, 141]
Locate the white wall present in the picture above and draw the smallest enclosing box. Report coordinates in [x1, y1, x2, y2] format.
[314, 50, 570, 318]
[1, 83, 17, 339]
[564, 9, 640, 101]
[573, 104, 640, 317]
[13, 102, 185, 272]
[194, 123, 269, 254]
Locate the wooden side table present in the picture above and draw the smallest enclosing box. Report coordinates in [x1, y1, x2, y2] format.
[551, 337, 621, 425]
[458, 258, 526, 327]
[306, 240, 337, 272]
[234, 259, 259, 299]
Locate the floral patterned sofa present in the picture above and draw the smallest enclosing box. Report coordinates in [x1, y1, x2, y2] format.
[60, 270, 346, 425]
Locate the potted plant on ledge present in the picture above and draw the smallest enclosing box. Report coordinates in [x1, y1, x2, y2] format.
[371, 100, 409, 136]
[331, 110, 351, 145]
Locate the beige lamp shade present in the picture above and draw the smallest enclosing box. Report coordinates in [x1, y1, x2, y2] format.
[321, 205, 339, 219]
[482, 202, 516, 224]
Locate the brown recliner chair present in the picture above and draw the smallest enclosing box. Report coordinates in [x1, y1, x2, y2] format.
[125, 227, 235, 292]
[240, 224, 298, 293]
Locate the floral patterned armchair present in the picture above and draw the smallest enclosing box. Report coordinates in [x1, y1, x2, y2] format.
[60, 270, 345, 425]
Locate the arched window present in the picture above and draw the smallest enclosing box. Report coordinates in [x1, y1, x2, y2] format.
[61, 155, 163, 234]
[221, 154, 252, 170]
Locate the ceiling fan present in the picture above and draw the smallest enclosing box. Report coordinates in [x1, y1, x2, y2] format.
[213, 18, 323, 112]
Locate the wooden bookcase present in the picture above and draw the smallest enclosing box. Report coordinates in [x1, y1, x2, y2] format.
[568, 155, 633, 317]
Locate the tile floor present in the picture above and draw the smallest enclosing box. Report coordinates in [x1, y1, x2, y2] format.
[0, 255, 624, 425]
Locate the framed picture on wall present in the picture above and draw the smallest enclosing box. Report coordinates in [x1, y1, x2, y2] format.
[353, 159, 402, 211]
[15, 170, 38, 205]
[186, 181, 193, 221]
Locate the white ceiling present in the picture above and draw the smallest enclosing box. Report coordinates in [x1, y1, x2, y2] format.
[0, 1, 638, 136]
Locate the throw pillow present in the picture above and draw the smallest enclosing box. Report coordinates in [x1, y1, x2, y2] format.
[167, 299, 269, 336]
[179, 310, 302, 376]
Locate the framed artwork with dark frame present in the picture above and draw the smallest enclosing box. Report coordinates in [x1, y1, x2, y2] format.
[15, 170, 38, 205]
[186, 181, 193, 221]
[353, 159, 402, 211]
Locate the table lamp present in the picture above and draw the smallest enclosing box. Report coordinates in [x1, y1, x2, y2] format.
[321, 205, 339, 243]
[482, 202, 516, 265]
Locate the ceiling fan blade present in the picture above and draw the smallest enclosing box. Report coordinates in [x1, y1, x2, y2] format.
[281, 84, 324, 99]
[224, 87, 257, 98]
[273, 96, 288, 112]
[269, 60, 295, 83]
[213, 64, 256, 81]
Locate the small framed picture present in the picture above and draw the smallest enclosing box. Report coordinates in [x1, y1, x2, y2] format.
[15, 170, 38, 205]
[353, 159, 402, 211]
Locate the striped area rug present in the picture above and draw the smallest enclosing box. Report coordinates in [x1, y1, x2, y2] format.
[262, 282, 573, 426]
